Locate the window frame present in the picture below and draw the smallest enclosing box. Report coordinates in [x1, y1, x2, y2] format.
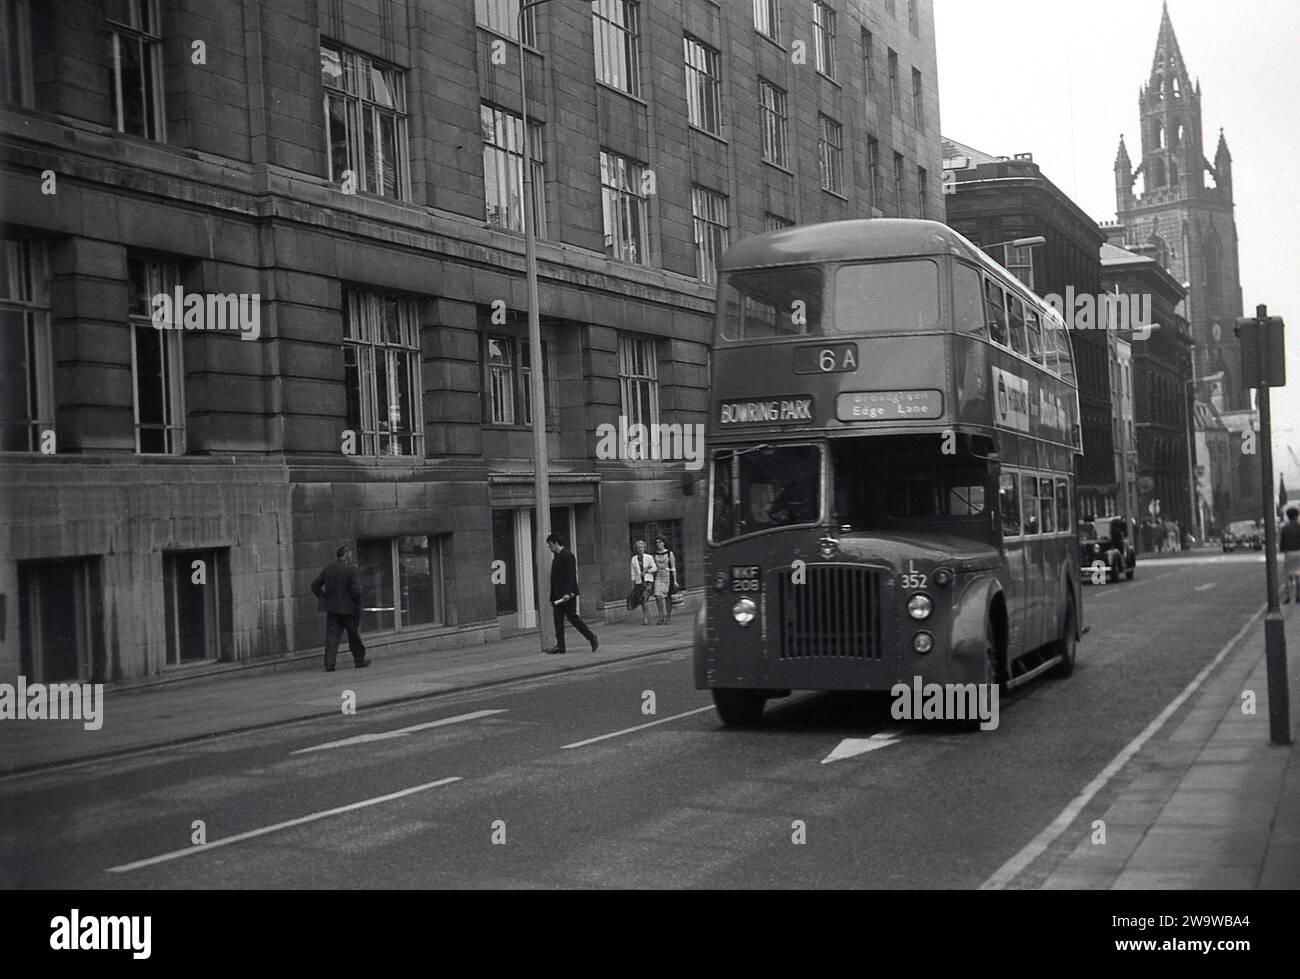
[818, 113, 844, 194]
[0, 237, 53, 452]
[3, 0, 35, 107]
[692, 185, 729, 285]
[599, 149, 651, 265]
[321, 40, 411, 201]
[758, 77, 789, 168]
[481, 103, 546, 236]
[617, 334, 660, 457]
[485, 331, 553, 429]
[812, 1, 836, 80]
[128, 255, 185, 455]
[107, 0, 165, 141]
[342, 290, 425, 458]
[474, 0, 537, 46]
[753, 0, 781, 43]
[683, 34, 723, 136]
[592, 0, 642, 97]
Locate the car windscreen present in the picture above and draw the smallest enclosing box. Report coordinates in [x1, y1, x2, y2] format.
[831, 259, 941, 333]
[719, 266, 824, 341]
[711, 444, 822, 542]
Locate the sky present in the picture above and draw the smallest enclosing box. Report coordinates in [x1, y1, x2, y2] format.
[934, 0, 1300, 488]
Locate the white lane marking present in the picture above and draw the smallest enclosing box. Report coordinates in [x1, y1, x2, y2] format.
[1194, 582, 1218, 592]
[979, 604, 1266, 890]
[106, 777, 462, 873]
[291, 710, 506, 755]
[821, 731, 904, 764]
[561, 706, 715, 749]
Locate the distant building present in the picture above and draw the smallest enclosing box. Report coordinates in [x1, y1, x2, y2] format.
[1111, 2, 1257, 522]
[1112, 334, 1139, 521]
[942, 140, 1114, 516]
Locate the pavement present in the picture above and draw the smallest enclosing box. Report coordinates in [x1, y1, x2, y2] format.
[2, 552, 1296, 889]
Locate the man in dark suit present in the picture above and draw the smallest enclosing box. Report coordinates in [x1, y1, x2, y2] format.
[545, 533, 598, 655]
[311, 545, 371, 672]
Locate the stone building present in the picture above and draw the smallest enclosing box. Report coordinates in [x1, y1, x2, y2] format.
[0, 0, 943, 684]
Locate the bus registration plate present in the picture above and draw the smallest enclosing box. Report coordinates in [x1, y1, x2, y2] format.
[731, 566, 761, 592]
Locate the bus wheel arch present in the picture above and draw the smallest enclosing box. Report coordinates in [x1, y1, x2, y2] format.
[986, 593, 1008, 685]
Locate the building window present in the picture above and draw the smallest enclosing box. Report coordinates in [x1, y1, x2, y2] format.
[753, 0, 780, 41]
[618, 334, 659, 453]
[163, 549, 232, 666]
[765, 213, 795, 232]
[0, 237, 53, 451]
[600, 149, 650, 265]
[812, 2, 836, 79]
[3, 0, 34, 106]
[592, 0, 640, 96]
[486, 332, 551, 426]
[867, 136, 881, 208]
[18, 558, 103, 683]
[342, 291, 423, 457]
[892, 151, 905, 215]
[692, 186, 729, 285]
[908, 0, 919, 35]
[758, 78, 788, 167]
[357, 535, 447, 634]
[107, 0, 164, 140]
[475, 0, 536, 45]
[818, 114, 843, 194]
[861, 28, 874, 97]
[128, 256, 185, 455]
[683, 35, 722, 135]
[321, 42, 409, 200]
[481, 104, 545, 235]
[917, 165, 927, 217]
[887, 48, 900, 115]
[912, 67, 924, 129]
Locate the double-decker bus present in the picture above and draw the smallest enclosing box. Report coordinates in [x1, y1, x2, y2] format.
[695, 219, 1083, 726]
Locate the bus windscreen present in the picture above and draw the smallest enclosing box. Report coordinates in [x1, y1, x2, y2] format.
[711, 444, 822, 542]
[720, 266, 823, 341]
[832, 259, 940, 333]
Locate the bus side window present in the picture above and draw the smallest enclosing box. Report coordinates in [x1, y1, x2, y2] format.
[955, 263, 985, 335]
[1026, 309, 1044, 365]
[984, 278, 1008, 347]
[1055, 478, 1071, 530]
[999, 472, 1021, 537]
[1042, 310, 1063, 373]
[1008, 295, 1027, 357]
[1055, 322, 1077, 385]
[1021, 473, 1040, 534]
[1039, 477, 1056, 533]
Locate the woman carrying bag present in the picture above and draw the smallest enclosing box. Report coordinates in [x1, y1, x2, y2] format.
[652, 536, 678, 625]
[627, 539, 657, 626]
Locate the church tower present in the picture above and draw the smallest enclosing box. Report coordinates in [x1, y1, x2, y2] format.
[1115, 2, 1246, 410]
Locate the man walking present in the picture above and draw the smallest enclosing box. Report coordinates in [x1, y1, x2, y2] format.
[311, 545, 371, 671]
[1281, 507, 1300, 604]
[545, 533, 598, 655]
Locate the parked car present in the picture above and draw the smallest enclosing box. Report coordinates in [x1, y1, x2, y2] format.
[1222, 519, 1264, 552]
[1079, 516, 1137, 583]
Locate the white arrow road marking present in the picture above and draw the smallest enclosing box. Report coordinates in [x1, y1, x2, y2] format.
[561, 705, 715, 749]
[291, 709, 506, 755]
[1194, 582, 1218, 592]
[821, 730, 904, 764]
[106, 777, 462, 873]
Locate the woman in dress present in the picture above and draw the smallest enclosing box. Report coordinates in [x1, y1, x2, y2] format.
[652, 536, 678, 625]
[628, 539, 657, 626]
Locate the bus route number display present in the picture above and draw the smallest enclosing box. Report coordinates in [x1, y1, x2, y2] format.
[792, 343, 859, 374]
[731, 566, 762, 592]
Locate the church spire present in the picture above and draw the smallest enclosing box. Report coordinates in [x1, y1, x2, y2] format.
[1151, 1, 1187, 81]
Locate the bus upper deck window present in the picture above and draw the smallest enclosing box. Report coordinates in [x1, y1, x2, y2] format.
[954, 263, 985, 335]
[832, 259, 940, 333]
[1026, 309, 1044, 364]
[1008, 295, 1027, 357]
[721, 266, 823, 340]
[984, 279, 1008, 347]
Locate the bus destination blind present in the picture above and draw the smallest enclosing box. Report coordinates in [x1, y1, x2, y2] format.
[835, 389, 944, 421]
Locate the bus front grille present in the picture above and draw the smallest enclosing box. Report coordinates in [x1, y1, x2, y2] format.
[776, 566, 885, 660]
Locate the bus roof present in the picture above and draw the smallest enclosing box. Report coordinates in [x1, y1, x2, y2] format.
[721, 219, 982, 272]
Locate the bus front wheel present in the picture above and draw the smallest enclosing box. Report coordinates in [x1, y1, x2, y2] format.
[712, 689, 767, 727]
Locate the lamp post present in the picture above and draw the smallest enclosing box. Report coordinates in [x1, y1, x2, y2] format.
[520, 0, 553, 650]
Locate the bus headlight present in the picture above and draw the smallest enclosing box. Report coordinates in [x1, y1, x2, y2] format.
[731, 598, 757, 626]
[907, 593, 933, 620]
[913, 632, 934, 654]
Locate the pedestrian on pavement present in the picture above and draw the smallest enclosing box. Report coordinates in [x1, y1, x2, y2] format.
[311, 545, 370, 672]
[628, 539, 657, 626]
[1280, 507, 1300, 603]
[547, 533, 598, 655]
[652, 536, 678, 625]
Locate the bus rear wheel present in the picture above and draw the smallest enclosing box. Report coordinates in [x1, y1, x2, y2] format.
[1050, 598, 1077, 678]
[712, 689, 766, 727]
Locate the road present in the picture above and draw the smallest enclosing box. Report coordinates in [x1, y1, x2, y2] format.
[0, 553, 1267, 889]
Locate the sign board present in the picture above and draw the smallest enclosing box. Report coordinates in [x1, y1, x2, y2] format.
[991, 366, 1030, 432]
[1237, 315, 1286, 388]
[836, 389, 944, 422]
[719, 396, 815, 426]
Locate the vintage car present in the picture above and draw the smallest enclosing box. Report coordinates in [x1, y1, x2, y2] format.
[1079, 516, 1137, 583]
[1222, 519, 1264, 552]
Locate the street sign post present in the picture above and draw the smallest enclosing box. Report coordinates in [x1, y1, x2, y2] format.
[1236, 304, 1292, 745]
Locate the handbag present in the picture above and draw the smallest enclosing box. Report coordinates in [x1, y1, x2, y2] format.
[626, 584, 645, 610]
